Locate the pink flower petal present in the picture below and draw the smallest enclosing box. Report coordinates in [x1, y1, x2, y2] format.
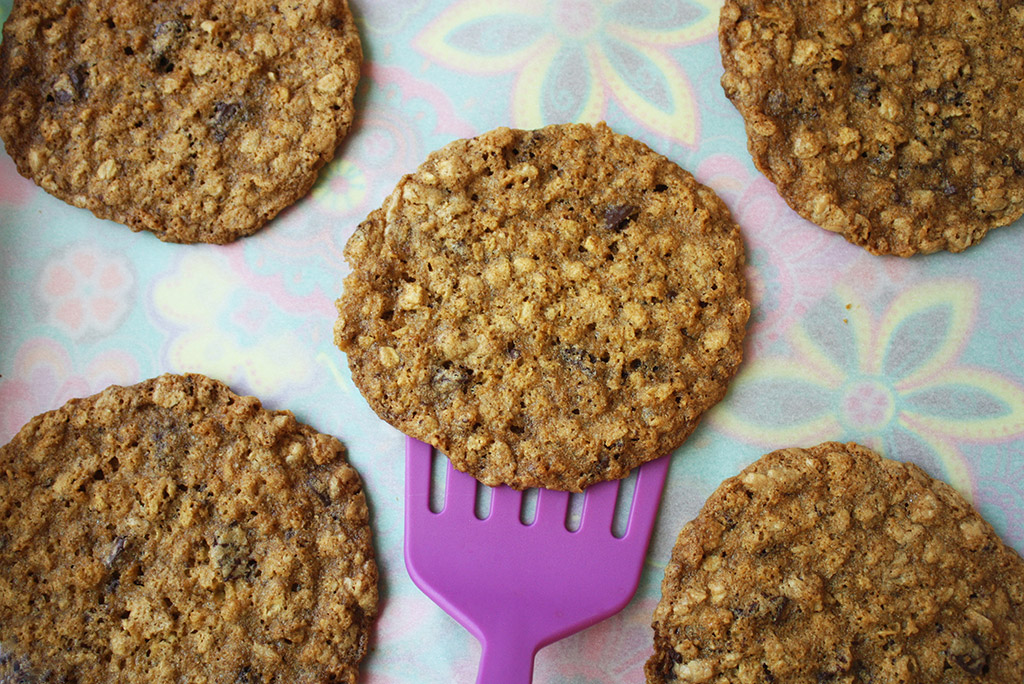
[43, 264, 75, 299]
[55, 298, 85, 333]
[72, 249, 97, 278]
[99, 262, 128, 291]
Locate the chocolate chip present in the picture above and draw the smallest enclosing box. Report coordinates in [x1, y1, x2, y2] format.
[213, 102, 240, 123]
[766, 88, 789, 117]
[308, 480, 331, 507]
[732, 594, 789, 623]
[154, 19, 186, 42]
[559, 346, 598, 377]
[648, 639, 681, 680]
[51, 65, 88, 105]
[211, 526, 254, 581]
[99, 536, 131, 596]
[210, 102, 243, 142]
[953, 655, 988, 675]
[8, 65, 31, 89]
[105, 536, 127, 567]
[151, 19, 186, 70]
[104, 570, 122, 595]
[604, 204, 637, 232]
[869, 143, 894, 170]
[769, 595, 790, 622]
[851, 663, 876, 683]
[0, 652, 36, 683]
[1003, 153, 1024, 176]
[68, 64, 86, 93]
[852, 76, 879, 102]
[941, 86, 965, 106]
[949, 634, 989, 675]
[431, 363, 470, 395]
[817, 651, 853, 681]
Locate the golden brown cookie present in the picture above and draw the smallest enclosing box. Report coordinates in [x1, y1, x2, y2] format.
[0, 0, 361, 244]
[646, 442, 1024, 683]
[719, 0, 1024, 256]
[335, 123, 750, 491]
[0, 373, 378, 683]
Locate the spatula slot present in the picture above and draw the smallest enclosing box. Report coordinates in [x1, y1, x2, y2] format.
[611, 467, 639, 539]
[519, 488, 539, 525]
[473, 481, 492, 520]
[428, 447, 447, 513]
[564, 492, 584, 531]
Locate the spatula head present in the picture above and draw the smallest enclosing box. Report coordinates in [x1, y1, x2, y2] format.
[404, 437, 669, 649]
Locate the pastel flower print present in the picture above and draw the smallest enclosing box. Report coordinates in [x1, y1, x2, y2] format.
[417, 0, 719, 145]
[313, 159, 369, 215]
[311, 65, 475, 222]
[694, 154, 861, 355]
[0, 339, 140, 443]
[359, 0, 429, 35]
[152, 251, 326, 398]
[712, 280, 1024, 497]
[39, 245, 135, 339]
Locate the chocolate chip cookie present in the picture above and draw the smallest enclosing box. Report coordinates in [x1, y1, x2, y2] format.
[0, 0, 361, 243]
[335, 123, 750, 491]
[720, 0, 1024, 256]
[0, 374, 378, 683]
[647, 442, 1024, 682]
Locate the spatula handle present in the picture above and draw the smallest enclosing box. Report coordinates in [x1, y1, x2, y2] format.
[475, 633, 537, 684]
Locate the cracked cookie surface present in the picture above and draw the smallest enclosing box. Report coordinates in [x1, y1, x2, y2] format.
[0, 373, 378, 683]
[720, 0, 1024, 256]
[0, 0, 361, 243]
[646, 442, 1024, 683]
[335, 123, 749, 491]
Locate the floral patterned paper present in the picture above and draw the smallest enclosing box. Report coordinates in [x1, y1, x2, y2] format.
[1, 1, 1022, 682]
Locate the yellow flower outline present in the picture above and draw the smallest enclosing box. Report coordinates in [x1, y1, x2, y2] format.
[415, 0, 720, 145]
[711, 279, 1024, 496]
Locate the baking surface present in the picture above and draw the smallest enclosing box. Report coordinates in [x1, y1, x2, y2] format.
[1, 1, 1022, 681]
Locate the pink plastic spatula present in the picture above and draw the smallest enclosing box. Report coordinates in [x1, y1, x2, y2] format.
[404, 437, 670, 683]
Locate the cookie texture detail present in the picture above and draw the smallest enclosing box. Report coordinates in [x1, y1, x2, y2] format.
[335, 123, 749, 491]
[0, 373, 378, 683]
[0, 0, 362, 243]
[646, 442, 1024, 683]
[720, 0, 1024, 255]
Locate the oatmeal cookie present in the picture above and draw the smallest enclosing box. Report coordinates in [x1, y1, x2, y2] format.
[335, 123, 749, 491]
[0, 0, 361, 243]
[720, 0, 1024, 256]
[0, 373, 378, 683]
[646, 442, 1024, 683]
